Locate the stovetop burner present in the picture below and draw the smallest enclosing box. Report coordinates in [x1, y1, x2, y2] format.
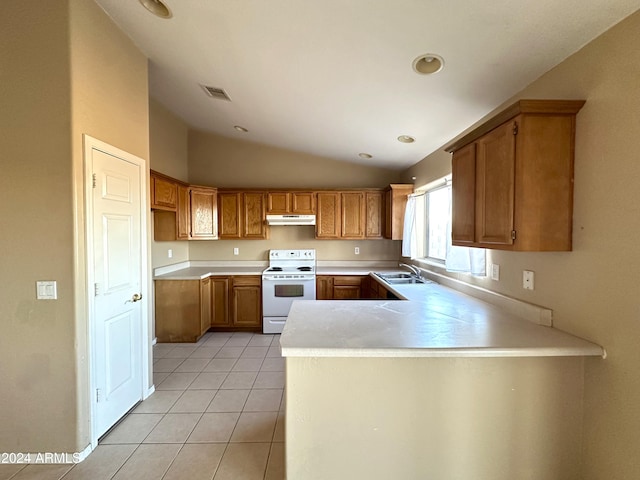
[267, 267, 283, 272]
[297, 266, 312, 272]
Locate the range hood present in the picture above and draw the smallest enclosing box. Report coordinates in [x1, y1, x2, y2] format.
[266, 214, 316, 226]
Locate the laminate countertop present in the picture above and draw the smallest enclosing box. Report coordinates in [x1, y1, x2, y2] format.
[280, 277, 604, 359]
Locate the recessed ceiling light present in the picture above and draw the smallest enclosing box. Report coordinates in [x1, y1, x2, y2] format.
[412, 54, 444, 75]
[358, 153, 373, 159]
[234, 125, 248, 133]
[397, 135, 415, 143]
[139, 0, 172, 18]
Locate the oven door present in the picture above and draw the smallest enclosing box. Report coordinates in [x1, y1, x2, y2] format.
[262, 276, 316, 333]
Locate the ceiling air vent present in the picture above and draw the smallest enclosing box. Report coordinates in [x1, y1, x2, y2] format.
[200, 85, 231, 101]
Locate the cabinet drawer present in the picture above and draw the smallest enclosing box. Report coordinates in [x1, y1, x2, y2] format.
[232, 275, 261, 286]
[333, 276, 365, 286]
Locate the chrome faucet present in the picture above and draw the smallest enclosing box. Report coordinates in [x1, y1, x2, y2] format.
[399, 263, 421, 277]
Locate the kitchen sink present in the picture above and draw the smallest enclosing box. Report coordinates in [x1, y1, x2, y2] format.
[374, 272, 428, 285]
[385, 277, 427, 285]
[377, 273, 413, 279]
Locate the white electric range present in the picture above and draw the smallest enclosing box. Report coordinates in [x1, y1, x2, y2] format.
[262, 249, 316, 334]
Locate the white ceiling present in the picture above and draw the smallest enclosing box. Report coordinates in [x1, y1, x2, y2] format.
[95, 0, 639, 170]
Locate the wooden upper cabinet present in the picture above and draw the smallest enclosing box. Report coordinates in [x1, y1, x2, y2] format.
[190, 186, 218, 239]
[316, 190, 384, 239]
[445, 99, 585, 251]
[218, 192, 242, 239]
[243, 192, 268, 239]
[291, 192, 315, 214]
[316, 192, 341, 238]
[451, 144, 476, 245]
[475, 121, 516, 246]
[267, 192, 290, 214]
[151, 170, 178, 211]
[365, 191, 383, 238]
[218, 191, 268, 239]
[384, 184, 414, 240]
[341, 192, 365, 238]
[176, 184, 191, 240]
[267, 191, 316, 214]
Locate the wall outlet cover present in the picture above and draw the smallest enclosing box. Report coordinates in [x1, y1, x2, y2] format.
[491, 264, 500, 281]
[523, 270, 535, 290]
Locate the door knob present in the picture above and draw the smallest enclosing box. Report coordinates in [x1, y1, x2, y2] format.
[126, 293, 143, 303]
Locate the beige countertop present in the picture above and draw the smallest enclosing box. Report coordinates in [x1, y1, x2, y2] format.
[154, 266, 264, 280]
[280, 277, 604, 359]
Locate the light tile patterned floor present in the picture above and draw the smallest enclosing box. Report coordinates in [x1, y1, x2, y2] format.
[1, 332, 285, 480]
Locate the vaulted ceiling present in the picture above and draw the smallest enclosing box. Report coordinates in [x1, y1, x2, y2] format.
[96, 0, 639, 169]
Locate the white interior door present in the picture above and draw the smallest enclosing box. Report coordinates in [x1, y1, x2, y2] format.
[89, 142, 144, 439]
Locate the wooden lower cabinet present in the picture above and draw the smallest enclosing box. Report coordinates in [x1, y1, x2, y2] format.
[155, 278, 211, 343]
[316, 275, 370, 300]
[209, 275, 261, 331]
[211, 276, 231, 327]
[155, 275, 262, 342]
[230, 276, 262, 328]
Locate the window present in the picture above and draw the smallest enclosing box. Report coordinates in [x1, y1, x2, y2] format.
[425, 184, 451, 262]
[402, 175, 486, 276]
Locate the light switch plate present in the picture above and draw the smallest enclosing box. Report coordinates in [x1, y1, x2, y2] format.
[36, 281, 57, 300]
[233, 247, 239, 256]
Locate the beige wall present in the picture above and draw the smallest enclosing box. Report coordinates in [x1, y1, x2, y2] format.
[69, 0, 149, 450]
[148, 129, 405, 262]
[406, 11, 640, 478]
[189, 227, 401, 262]
[189, 130, 402, 188]
[0, 1, 76, 453]
[0, 0, 149, 453]
[149, 99, 190, 268]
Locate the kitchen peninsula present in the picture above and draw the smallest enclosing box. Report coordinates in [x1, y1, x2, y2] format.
[281, 278, 603, 480]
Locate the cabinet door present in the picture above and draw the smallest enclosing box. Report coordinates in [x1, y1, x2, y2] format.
[451, 143, 476, 245]
[365, 191, 383, 238]
[151, 172, 177, 211]
[200, 277, 212, 335]
[154, 280, 200, 342]
[267, 192, 290, 214]
[243, 192, 268, 239]
[475, 121, 516, 245]
[211, 277, 230, 327]
[292, 192, 315, 214]
[316, 276, 334, 300]
[190, 187, 217, 239]
[333, 276, 366, 299]
[341, 192, 365, 238]
[218, 192, 242, 239]
[333, 285, 361, 299]
[176, 184, 190, 240]
[384, 184, 413, 240]
[231, 276, 262, 328]
[316, 192, 341, 238]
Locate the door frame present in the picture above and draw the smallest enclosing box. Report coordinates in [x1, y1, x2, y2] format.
[83, 135, 151, 448]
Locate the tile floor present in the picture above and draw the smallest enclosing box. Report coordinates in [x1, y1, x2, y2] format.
[1, 332, 285, 480]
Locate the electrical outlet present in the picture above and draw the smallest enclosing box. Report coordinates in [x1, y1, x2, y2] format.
[523, 270, 535, 290]
[491, 264, 500, 281]
[167, 249, 173, 259]
[355, 247, 360, 255]
[233, 247, 239, 256]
